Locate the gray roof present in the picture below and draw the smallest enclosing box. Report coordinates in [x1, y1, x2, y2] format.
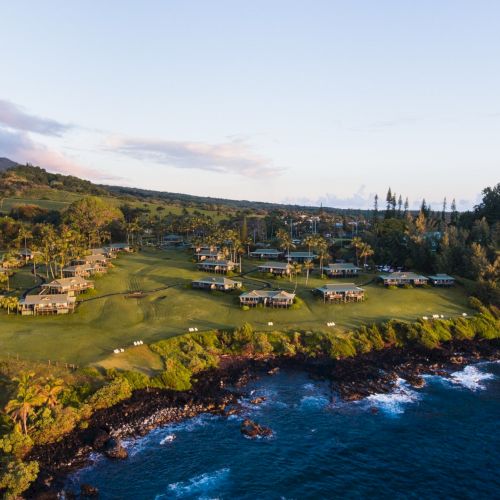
[22, 294, 75, 305]
[192, 277, 241, 286]
[286, 252, 317, 258]
[240, 290, 295, 300]
[428, 274, 455, 280]
[250, 248, 282, 254]
[46, 277, 90, 287]
[198, 259, 235, 266]
[315, 283, 364, 293]
[381, 272, 428, 280]
[109, 243, 130, 249]
[258, 261, 291, 269]
[327, 263, 361, 270]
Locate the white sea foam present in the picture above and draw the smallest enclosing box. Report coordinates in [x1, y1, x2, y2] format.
[160, 434, 176, 445]
[299, 395, 330, 409]
[166, 467, 230, 498]
[364, 378, 419, 415]
[449, 365, 495, 391]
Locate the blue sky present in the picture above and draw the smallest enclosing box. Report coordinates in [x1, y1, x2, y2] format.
[0, 1, 498, 209]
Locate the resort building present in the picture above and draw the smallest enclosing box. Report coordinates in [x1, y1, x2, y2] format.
[63, 263, 106, 278]
[40, 277, 94, 296]
[18, 249, 39, 262]
[380, 272, 429, 286]
[428, 274, 455, 286]
[249, 248, 283, 259]
[73, 254, 109, 267]
[239, 290, 296, 308]
[108, 243, 132, 252]
[285, 251, 317, 263]
[257, 261, 292, 276]
[313, 283, 365, 303]
[325, 263, 361, 278]
[192, 276, 242, 291]
[19, 294, 76, 315]
[197, 259, 236, 273]
[195, 249, 224, 261]
[162, 234, 184, 247]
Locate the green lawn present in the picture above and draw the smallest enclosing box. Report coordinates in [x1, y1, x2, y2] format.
[0, 248, 473, 367]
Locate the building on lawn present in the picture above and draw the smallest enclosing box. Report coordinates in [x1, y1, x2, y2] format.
[249, 248, 283, 259]
[108, 243, 132, 252]
[257, 261, 292, 276]
[19, 294, 76, 315]
[428, 274, 455, 286]
[40, 277, 94, 296]
[197, 259, 236, 273]
[63, 263, 106, 278]
[73, 254, 109, 267]
[18, 249, 39, 262]
[325, 263, 361, 277]
[313, 283, 365, 303]
[239, 289, 296, 308]
[162, 234, 184, 247]
[192, 276, 242, 291]
[380, 272, 429, 286]
[286, 251, 317, 263]
[195, 249, 225, 261]
[90, 247, 115, 258]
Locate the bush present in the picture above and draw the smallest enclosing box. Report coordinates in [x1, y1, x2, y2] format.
[241, 305, 250, 311]
[87, 377, 132, 411]
[0, 457, 39, 498]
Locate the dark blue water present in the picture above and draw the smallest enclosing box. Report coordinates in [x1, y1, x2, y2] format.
[69, 362, 500, 499]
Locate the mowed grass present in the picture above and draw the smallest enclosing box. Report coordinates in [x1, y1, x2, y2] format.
[0, 248, 473, 367]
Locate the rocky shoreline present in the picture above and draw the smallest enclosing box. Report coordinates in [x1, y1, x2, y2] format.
[28, 338, 499, 498]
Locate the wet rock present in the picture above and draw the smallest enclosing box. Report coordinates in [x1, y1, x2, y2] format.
[80, 483, 99, 497]
[450, 356, 465, 364]
[250, 396, 267, 405]
[406, 374, 426, 388]
[103, 438, 128, 460]
[240, 419, 272, 438]
[267, 367, 280, 375]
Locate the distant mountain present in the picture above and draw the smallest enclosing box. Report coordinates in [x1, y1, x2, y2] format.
[0, 157, 19, 171]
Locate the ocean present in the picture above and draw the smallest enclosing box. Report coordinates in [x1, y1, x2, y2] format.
[68, 362, 500, 499]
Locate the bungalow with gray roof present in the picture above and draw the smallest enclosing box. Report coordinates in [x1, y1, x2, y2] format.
[257, 261, 292, 276]
[40, 277, 94, 296]
[428, 274, 455, 286]
[326, 263, 361, 278]
[197, 259, 236, 274]
[380, 272, 428, 286]
[19, 294, 76, 315]
[314, 283, 365, 303]
[108, 243, 132, 252]
[250, 248, 283, 259]
[286, 251, 317, 263]
[73, 254, 109, 267]
[192, 276, 242, 291]
[195, 249, 225, 261]
[63, 263, 106, 278]
[239, 290, 296, 308]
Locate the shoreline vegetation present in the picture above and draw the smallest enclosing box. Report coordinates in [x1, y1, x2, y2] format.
[1, 299, 498, 498]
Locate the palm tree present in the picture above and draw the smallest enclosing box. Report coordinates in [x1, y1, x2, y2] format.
[351, 236, 364, 267]
[313, 236, 329, 276]
[1, 296, 19, 315]
[5, 371, 43, 435]
[359, 243, 375, 268]
[40, 377, 64, 408]
[303, 259, 314, 285]
[17, 227, 33, 264]
[276, 229, 294, 261]
[292, 262, 302, 288]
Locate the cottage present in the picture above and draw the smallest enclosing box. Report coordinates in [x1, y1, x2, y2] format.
[249, 248, 283, 259]
[195, 249, 224, 261]
[428, 274, 455, 287]
[239, 290, 296, 308]
[197, 259, 236, 273]
[192, 276, 242, 291]
[380, 272, 429, 286]
[257, 261, 292, 276]
[19, 294, 76, 315]
[285, 251, 317, 263]
[90, 247, 115, 258]
[108, 243, 132, 252]
[18, 249, 37, 262]
[40, 276, 94, 296]
[326, 263, 361, 278]
[314, 283, 365, 303]
[162, 234, 184, 247]
[73, 254, 109, 266]
[63, 263, 105, 277]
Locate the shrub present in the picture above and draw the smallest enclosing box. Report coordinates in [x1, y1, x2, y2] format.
[241, 305, 250, 311]
[87, 377, 132, 411]
[0, 457, 39, 498]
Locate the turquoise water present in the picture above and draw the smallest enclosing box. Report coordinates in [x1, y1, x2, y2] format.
[69, 362, 500, 499]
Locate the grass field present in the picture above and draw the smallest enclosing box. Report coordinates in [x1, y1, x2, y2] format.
[0, 248, 473, 368]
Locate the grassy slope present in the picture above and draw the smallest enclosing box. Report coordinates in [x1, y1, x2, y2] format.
[0, 248, 472, 366]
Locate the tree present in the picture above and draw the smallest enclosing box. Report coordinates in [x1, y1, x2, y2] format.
[65, 196, 124, 248]
[40, 377, 64, 409]
[397, 195, 403, 217]
[1, 296, 19, 315]
[403, 197, 409, 218]
[474, 183, 500, 225]
[4, 372, 43, 435]
[291, 262, 302, 288]
[359, 242, 375, 267]
[312, 235, 329, 275]
[276, 229, 293, 259]
[450, 198, 458, 225]
[385, 188, 393, 219]
[351, 236, 363, 266]
[303, 259, 314, 285]
[373, 194, 379, 224]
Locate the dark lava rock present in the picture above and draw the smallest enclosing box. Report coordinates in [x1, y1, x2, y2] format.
[240, 419, 272, 438]
[80, 483, 99, 497]
[250, 396, 267, 405]
[103, 438, 128, 460]
[406, 374, 426, 388]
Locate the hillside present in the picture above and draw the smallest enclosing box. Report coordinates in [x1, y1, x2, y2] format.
[0, 157, 370, 217]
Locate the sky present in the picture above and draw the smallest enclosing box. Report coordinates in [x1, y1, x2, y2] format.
[0, 1, 499, 210]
